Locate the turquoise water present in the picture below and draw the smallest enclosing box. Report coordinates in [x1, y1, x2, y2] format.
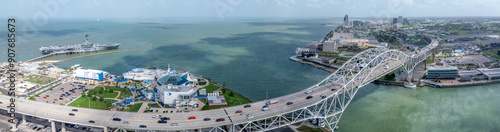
[1, 18, 500, 131]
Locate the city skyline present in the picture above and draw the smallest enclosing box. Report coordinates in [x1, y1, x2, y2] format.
[1, 0, 500, 19]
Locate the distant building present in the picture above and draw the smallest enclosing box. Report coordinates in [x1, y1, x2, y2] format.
[73, 69, 109, 81]
[403, 18, 409, 25]
[322, 41, 338, 52]
[427, 66, 458, 79]
[353, 20, 363, 27]
[343, 14, 351, 28]
[459, 68, 500, 81]
[393, 18, 398, 24]
[397, 16, 403, 24]
[380, 43, 388, 47]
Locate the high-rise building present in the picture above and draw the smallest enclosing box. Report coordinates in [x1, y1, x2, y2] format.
[397, 16, 403, 24]
[403, 18, 409, 25]
[393, 18, 398, 24]
[343, 15, 350, 27]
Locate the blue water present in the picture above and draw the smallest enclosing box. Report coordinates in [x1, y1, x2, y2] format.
[1, 18, 499, 132]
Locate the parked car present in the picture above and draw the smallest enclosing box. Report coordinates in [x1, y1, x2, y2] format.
[204, 118, 211, 121]
[235, 110, 242, 113]
[244, 104, 251, 108]
[216, 118, 225, 122]
[188, 116, 196, 119]
[112, 118, 121, 121]
[287, 102, 293, 105]
[306, 96, 313, 99]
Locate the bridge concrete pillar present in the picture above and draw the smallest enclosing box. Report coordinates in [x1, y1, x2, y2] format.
[61, 123, 66, 132]
[51, 120, 56, 132]
[104, 126, 108, 132]
[21, 114, 27, 124]
[10, 122, 18, 131]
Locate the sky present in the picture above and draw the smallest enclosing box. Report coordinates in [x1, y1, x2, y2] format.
[1, 0, 499, 19]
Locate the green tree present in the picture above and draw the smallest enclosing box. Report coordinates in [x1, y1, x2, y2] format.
[99, 98, 104, 102]
[109, 89, 114, 93]
[229, 92, 234, 97]
[221, 88, 227, 93]
[92, 96, 97, 101]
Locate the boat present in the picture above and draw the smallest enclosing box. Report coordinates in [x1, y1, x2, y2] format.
[39, 34, 120, 54]
[404, 82, 417, 88]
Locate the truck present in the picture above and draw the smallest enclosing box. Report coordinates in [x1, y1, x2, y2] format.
[266, 99, 279, 105]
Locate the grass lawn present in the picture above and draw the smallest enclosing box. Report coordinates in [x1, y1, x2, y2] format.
[449, 30, 469, 35]
[68, 97, 116, 110]
[24, 74, 56, 85]
[89, 86, 132, 99]
[223, 91, 253, 106]
[148, 103, 161, 108]
[201, 83, 221, 93]
[426, 56, 436, 64]
[484, 49, 500, 60]
[123, 103, 142, 112]
[296, 126, 326, 132]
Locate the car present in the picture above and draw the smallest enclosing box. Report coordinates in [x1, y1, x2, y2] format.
[139, 125, 147, 128]
[32, 126, 38, 130]
[45, 95, 49, 97]
[306, 96, 313, 99]
[188, 116, 196, 120]
[235, 110, 242, 113]
[36, 127, 41, 131]
[68, 113, 75, 116]
[152, 115, 160, 118]
[246, 114, 254, 119]
[157, 120, 167, 123]
[321, 94, 327, 99]
[171, 110, 173, 113]
[240, 112, 246, 115]
[43, 125, 48, 129]
[72, 109, 78, 112]
[86, 127, 91, 131]
[287, 102, 293, 105]
[305, 90, 312, 94]
[170, 123, 178, 126]
[163, 111, 166, 113]
[160, 117, 170, 120]
[59, 98, 63, 100]
[156, 110, 158, 112]
[216, 118, 225, 122]
[74, 124, 79, 128]
[244, 104, 251, 108]
[112, 118, 121, 121]
[203, 118, 211, 121]
[331, 88, 336, 91]
[262, 105, 268, 108]
[262, 107, 270, 111]
[122, 121, 129, 124]
[88, 120, 95, 123]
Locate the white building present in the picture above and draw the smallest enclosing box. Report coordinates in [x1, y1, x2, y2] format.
[123, 68, 169, 82]
[157, 84, 196, 106]
[73, 69, 109, 81]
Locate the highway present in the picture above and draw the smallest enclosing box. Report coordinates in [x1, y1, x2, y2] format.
[0, 38, 438, 131]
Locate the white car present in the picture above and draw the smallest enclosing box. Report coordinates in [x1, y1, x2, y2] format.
[152, 115, 160, 118]
[305, 90, 312, 94]
[246, 114, 254, 119]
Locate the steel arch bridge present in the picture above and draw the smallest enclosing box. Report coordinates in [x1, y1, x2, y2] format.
[207, 40, 438, 132]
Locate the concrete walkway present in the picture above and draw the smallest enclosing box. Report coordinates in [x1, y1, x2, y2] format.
[136, 102, 149, 113]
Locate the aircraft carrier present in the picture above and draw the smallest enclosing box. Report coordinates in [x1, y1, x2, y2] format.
[39, 35, 120, 54]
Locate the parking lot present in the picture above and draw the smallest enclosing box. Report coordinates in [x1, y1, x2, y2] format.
[34, 82, 96, 105]
[441, 55, 495, 65]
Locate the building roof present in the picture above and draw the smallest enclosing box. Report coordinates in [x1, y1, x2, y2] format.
[478, 68, 500, 77]
[157, 84, 193, 93]
[428, 66, 458, 71]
